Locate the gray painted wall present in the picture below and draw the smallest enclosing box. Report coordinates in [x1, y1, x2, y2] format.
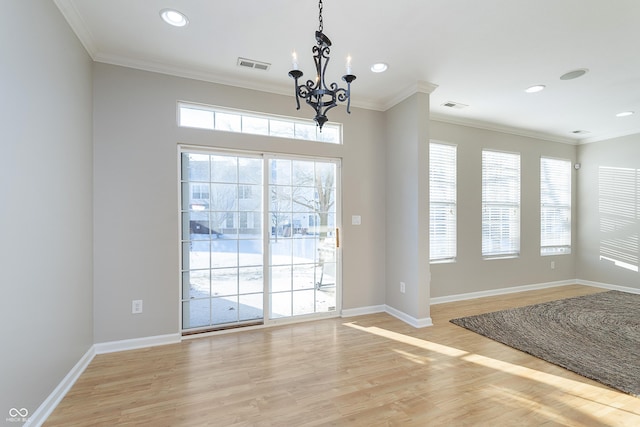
[385, 93, 431, 321]
[92, 63, 387, 343]
[577, 135, 640, 291]
[429, 121, 578, 298]
[0, 0, 93, 418]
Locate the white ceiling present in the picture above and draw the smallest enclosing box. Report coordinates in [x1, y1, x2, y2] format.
[55, 0, 640, 144]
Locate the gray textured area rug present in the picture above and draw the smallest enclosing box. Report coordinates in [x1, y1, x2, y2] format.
[450, 290, 640, 397]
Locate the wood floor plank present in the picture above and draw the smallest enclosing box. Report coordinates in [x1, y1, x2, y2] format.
[44, 285, 640, 426]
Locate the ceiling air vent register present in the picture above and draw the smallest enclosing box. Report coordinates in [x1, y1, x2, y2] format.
[237, 57, 271, 71]
[441, 101, 468, 109]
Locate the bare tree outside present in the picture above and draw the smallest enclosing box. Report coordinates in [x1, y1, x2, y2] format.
[271, 160, 336, 288]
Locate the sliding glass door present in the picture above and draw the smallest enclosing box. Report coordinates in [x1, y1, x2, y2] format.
[181, 152, 264, 330]
[268, 157, 339, 320]
[180, 149, 340, 332]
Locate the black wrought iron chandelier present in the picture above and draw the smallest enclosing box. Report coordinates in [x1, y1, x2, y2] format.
[288, 0, 356, 131]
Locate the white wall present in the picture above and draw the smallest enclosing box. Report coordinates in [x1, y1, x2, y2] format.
[429, 121, 578, 297]
[92, 63, 387, 343]
[577, 134, 640, 291]
[0, 0, 93, 417]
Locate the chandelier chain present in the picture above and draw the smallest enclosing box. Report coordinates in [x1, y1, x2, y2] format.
[318, 0, 323, 33]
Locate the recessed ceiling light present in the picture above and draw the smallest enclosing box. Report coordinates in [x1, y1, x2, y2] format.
[560, 68, 588, 80]
[370, 62, 388, 73]
[525, 85, 546, 93]
[616, 111, 635, 117]
[160, 9, 189, 27]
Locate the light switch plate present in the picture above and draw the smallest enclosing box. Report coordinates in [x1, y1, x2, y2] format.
[352, 215, 361, 225]
[132, 299, 143, 314]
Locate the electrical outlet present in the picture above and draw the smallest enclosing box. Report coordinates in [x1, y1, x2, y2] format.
[132, 299, 143, 314]
[551, 261, 555, 270]
[400, 282, 406, 293]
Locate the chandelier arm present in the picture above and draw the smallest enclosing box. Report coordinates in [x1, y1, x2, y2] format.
[297, 82, 314, 101]
[294, 89, 301, 110]
[335, 87, 348, 103]
[304, 79, 317, 91]
[288, 70, 303, 110]
[335, 87, 351, 114]
[342, 74, 356, 114]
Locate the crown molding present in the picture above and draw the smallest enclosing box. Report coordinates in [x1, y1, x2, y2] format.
[430, 112, 580, 145]
[381, 81, 439, 111]
[95, 52, 295, 95]
[576, 127, 640, 144]
[54, 0, 98, 58]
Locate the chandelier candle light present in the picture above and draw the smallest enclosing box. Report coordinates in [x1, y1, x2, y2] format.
[288, 0, 356, 131]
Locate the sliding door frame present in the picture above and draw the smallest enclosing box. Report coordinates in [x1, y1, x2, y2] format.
[262, 153, 342, 327]
[178, 145, 342, 335]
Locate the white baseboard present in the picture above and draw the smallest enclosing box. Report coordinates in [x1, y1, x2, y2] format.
[94, 333, 181, 354]
[343, 304, 433, 328]
[29, 333, 181, 426]
[341, 305, 386, 317]
[25, 346, 96, 427]
[429, 280, 575, 305]
[384, 304, 433, 328]
[575, 279, 640, 294]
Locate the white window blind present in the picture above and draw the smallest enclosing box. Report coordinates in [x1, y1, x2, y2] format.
[482, 150, 520, 258]
[429, 142, 457, 262]
[541, 157, 572, 255]
[598, 166, 639, 272]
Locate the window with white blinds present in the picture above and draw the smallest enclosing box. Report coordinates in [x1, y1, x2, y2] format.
[541, 157, 572, 255]
[429, 142, 457, 262]
[482, 150, 520, 258]
[598, 166, 639, 272]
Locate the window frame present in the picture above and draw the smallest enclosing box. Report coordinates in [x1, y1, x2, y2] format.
[177, 102, 342, 144]
[429, 141, 457, 263]
[540, 156, 572, 256]
[481, 149, 521, 259]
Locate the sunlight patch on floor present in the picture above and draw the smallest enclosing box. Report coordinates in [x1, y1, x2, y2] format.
[391, 348, 434, 365]
[344, 322, 466, 357]
[343, 321, 638, 415]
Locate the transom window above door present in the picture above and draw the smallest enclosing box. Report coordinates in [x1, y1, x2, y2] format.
[178, 102, 342, 144]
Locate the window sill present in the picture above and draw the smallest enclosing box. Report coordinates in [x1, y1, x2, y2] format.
[482, 255, 519, 261]
[430, 259, 456, 265]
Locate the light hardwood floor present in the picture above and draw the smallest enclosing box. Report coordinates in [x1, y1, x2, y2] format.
[44, 285, 640, 426]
